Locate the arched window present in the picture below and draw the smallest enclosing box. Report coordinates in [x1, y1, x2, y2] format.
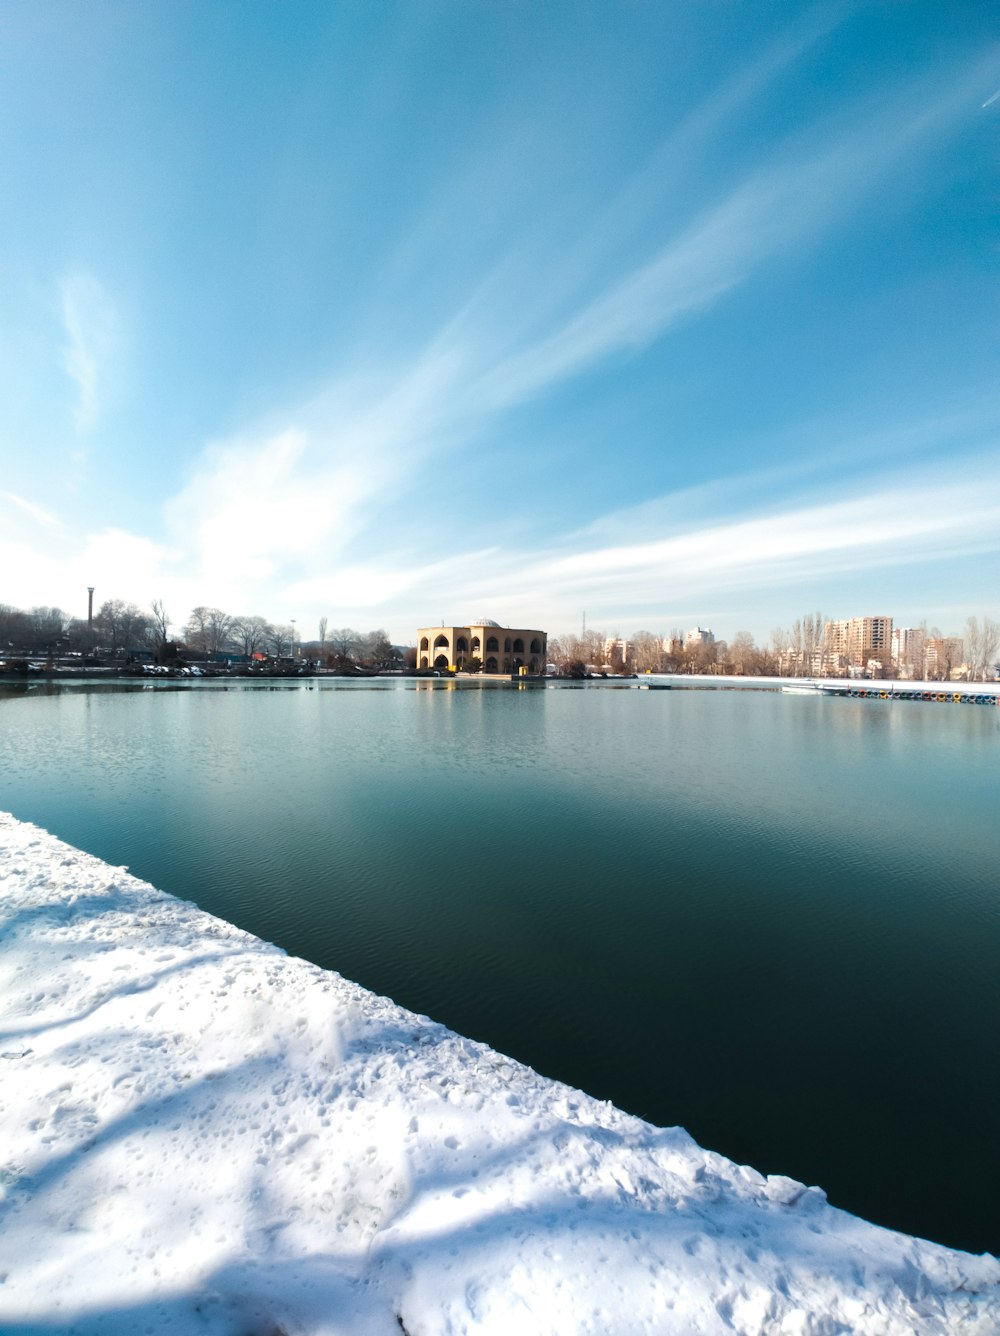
[419, 656, 428, 669]
[420, 637, 429, 651]
[434, 634, 448, 649]
[456, 636, 468, 652]
[434, 655, 449, 670]
[504, 638, 512, 651]
[486, 636, 499, 652]
[485, 656, 498, 673]
[471, 636, 480, 652]
[513, 638, 524, 653]
[529, 657, 538, 673]
[530, 639, 541, 654]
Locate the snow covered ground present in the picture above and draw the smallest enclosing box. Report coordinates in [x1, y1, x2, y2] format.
[1, 811, 997, 1336]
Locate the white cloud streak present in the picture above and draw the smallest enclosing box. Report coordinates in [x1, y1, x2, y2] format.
[466, 58, 991, 415]
[0, 490, 59, 527]
[167, 55, 981, 611]
[60, 273, 117, 432]
[339, 453, 1000, 635]
[19, 43, 992, 638]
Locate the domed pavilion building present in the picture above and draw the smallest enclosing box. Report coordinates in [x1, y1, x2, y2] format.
[416, 618, 547, 676]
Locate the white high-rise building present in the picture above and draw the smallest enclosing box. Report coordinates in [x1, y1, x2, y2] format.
[685, 627, 715, 649]
[892, 627, 925, 676]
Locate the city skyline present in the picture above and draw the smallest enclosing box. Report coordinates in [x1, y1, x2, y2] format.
[1, 4, 997, 644]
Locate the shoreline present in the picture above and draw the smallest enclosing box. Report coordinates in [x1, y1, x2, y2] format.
[1, 810, 998, 1333]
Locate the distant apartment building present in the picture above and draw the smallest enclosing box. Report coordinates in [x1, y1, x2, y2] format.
[923, 636, 963, 681]
[892, 627, 925, 678]
[824, 621, 849, 657]
[685, 627, 715, 649]
[780, 648, 847, 677]
[603, 637, 629, 664]
[824, 616, 893, 668]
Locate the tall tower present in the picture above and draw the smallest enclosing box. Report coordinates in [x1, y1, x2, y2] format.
[87, 587, 94, 628]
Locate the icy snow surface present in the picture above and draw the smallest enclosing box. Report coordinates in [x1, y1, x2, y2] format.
[1, 811, 998, 1336]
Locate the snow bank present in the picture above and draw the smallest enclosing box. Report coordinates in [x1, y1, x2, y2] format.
[1, 811, 997, 1336]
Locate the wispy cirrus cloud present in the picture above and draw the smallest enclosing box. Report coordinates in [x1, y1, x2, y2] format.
[45, 42, 994, 635]
[0, 490, 59, 527]
[60, 272, 117, 433]
[464, 53, 994, 415]
[331, 445, 1000, 633]
[168, 49, 989, 607]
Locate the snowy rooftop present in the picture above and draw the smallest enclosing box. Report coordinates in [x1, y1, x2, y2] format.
[1, 810, 998, 1335]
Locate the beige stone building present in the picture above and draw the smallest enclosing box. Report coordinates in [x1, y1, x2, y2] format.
[416, 618, 547, 675]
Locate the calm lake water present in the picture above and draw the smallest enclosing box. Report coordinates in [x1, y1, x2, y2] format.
[1, 678, 998, 1253]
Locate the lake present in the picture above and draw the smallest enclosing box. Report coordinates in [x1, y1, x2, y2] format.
[1, 677, 997, 1253]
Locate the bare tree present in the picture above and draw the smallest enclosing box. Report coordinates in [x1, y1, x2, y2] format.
[328, 627, 359, 662]
[547, 635, 577, 670]
[266, 623, 294, 658]
[630, 630, 664, 673]
[0, 603, 30, 652]
[580, 628, 605, 668]
[803, 611, 823, 660]
[232, 615, 272, 660]
[728, 630, 757, 676]
[771, 627, 789, 675]
[186, 607, 233, 657]
[982, 617, 1000, 680]
[95, 598, 127, 651]
[205, 608, 234, 656]
[185, 606, 210, 652]
[28, 606, 70, 640]
[318, 616, 328, 651]
[149, 599, 171, 651]
[688, 637, 718, 674]
[123, 605, 150, 652]
[356, 629, 397, 670]
[94, 599, 147, 653]
[965, 617, 981, 681]
[965, 616, 1000, 681]
[12, 606, 71, 654]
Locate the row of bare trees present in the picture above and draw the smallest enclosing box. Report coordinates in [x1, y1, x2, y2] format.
[0, 600, 166, 658]
[4, 598, 997, 678]
[962, 617, 1000, 682]
[549, 628, 764, 675]
[0, 599, 402, 671]
[182, 607, 400, 669]
[547, 630, 728, 676]
[549, 614, 1000, 680]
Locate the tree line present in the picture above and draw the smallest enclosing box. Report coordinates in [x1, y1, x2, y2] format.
[4, 598, 997, 679]
[548, 628, 768, 676]
[0, 600, 402, 671]
[549, 613, 999, 681]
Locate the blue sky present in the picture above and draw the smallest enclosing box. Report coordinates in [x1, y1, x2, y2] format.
[0, 1, 997, 644]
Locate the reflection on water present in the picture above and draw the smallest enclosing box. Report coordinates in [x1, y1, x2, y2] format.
[0, 679, 997, 1252]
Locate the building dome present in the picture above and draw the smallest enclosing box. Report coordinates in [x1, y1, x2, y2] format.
[470, 617, 501, 627]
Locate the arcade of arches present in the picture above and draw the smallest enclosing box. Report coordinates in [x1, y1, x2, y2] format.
[416, 619, 548, 675]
